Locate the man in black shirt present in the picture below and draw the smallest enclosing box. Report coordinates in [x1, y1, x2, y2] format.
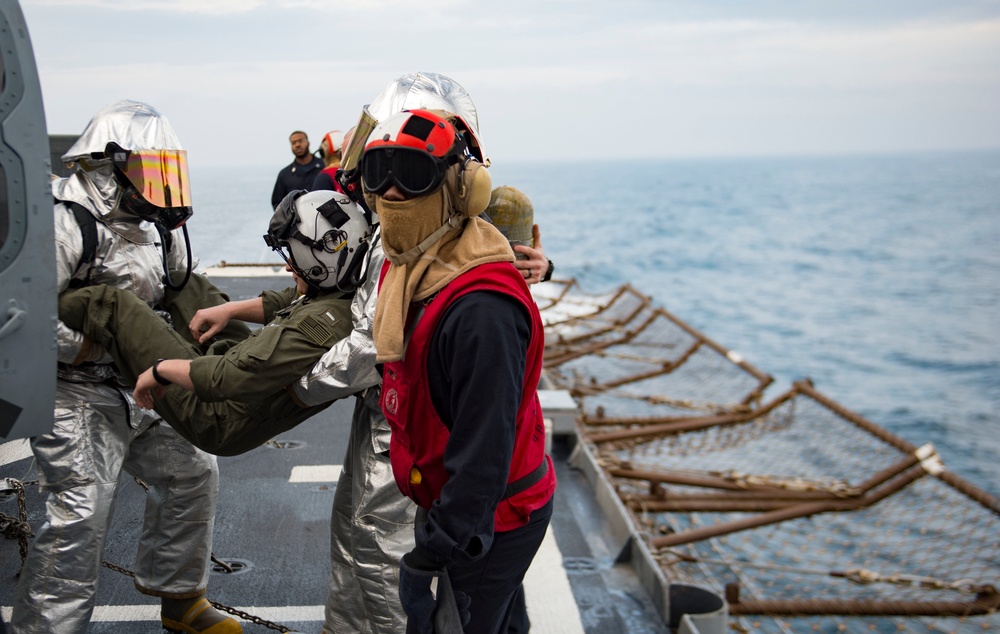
[270, 130, 324, 208]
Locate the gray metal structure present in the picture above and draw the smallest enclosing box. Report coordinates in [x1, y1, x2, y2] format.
[0, 0, 57, 442]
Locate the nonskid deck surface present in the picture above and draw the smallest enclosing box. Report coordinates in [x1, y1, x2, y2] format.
[0, 407, 662, 633]
[0, 274, 665, 633]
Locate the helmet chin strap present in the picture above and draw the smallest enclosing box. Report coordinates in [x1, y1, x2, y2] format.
[288, 256, 324, 297]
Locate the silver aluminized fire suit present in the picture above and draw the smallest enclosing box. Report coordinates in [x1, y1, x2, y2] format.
[294, 231, 417, 634]
[11, 115, 220, 633]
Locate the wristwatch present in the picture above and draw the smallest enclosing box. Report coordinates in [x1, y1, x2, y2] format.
[152, 358, 172, 386]
[541, 259, 555, 283]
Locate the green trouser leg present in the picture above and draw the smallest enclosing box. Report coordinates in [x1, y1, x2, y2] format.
[59, 284, 200, 386]
[161, 272, 251, 351]
[58, 284, 255, 455]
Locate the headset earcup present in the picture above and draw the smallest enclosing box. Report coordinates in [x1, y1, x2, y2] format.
[444, 161, 493, 218]
[464, 162, 493, 218]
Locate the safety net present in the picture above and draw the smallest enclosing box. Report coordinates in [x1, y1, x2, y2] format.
[534, 278, 1000, 633]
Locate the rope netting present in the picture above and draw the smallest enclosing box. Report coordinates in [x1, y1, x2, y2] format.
[533, 279, 1000, 633]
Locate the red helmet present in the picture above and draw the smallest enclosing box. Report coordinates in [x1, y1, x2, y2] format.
[361, 109, 467, 197]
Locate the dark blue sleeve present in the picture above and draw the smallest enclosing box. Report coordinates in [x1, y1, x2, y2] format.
[312, 171, 335, 191]
[271, 168, 287, 209]
[414, 291, 530, 565]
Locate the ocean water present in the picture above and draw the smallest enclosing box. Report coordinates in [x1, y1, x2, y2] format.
[186, 151, 1000, 497]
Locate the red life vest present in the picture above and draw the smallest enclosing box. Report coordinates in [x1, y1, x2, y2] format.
[319, 166, 344, 193]
[380, 261, 556, 532]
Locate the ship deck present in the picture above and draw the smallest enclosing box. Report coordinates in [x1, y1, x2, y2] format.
[0, 273, 667, 633]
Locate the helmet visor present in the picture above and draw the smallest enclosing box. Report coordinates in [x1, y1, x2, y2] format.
[265, 190, 306, 247]
[361, 147, 444, 197]
[341, 106, 378, 174]
[111, 148, 192, 209]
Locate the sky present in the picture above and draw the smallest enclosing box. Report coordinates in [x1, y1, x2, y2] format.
[17, 0, 1000, 169]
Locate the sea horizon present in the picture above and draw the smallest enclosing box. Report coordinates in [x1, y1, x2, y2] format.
[185, 149, 999, 497]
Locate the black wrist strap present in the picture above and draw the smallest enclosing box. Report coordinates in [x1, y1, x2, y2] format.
[541, 259, 555, 283]
[151, 358, 172, 386]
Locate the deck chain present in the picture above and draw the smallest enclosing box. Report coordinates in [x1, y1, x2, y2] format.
[100, 559, 297, 632]
[5, 477, 297, 633]
[207, 601, 296, 633]
[0, 478, 35, 564]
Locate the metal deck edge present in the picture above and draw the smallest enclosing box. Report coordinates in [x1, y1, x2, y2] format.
[566, 438, 729, 634]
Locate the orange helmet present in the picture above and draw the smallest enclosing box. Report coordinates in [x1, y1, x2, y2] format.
[361, 109, 467, 197]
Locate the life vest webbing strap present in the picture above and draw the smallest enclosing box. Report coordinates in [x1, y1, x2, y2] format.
[501, 457, 548, 501]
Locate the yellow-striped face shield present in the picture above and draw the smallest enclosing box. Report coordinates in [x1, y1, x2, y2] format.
[341, 106, 378, 174]
[110, 147, 192, 209]
[106, 143, 193, 229]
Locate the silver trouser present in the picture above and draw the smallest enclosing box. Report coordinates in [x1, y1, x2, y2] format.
[324, 388, 417, 634]
[10, 380, 219, 634]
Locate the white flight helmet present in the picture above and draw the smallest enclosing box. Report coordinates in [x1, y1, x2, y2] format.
[266, 189, 373, 294]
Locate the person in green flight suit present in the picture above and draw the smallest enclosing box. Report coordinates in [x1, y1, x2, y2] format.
[58, 189, 373, 456]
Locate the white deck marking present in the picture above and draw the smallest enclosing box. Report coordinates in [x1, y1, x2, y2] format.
[2, 605, 324, 622]
[3, 534, 584, 632]
[285, 463, 585, 631]
[524, 528, 587, 633]
[2, 463, 584, 633]
[0, 439, 32, 467]
[288, 464, 342, 482]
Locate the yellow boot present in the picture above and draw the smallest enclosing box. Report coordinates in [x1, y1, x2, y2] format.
[161, 596, 243, 633]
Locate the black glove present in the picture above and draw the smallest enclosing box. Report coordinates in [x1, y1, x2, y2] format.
[455, 591, 471, 627]
[433, 568, 471, 632]
[399, 552, 441, 634]
[399, 551, 472, 634]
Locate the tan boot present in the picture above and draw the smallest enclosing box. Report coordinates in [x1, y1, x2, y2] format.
[161, 596, 243, 633]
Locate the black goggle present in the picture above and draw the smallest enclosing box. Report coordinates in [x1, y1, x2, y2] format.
[361, 147, 454, 198]
[120, 187, 192, 231]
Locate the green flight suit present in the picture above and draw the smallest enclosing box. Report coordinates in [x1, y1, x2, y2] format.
[58, 275, 353, 456]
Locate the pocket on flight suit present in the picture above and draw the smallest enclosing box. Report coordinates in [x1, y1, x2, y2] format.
[231, 324, 282, 373]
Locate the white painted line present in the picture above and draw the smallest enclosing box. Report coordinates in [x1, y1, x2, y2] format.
[289, 464, 342, 483]
[2, 460, 584, 634]
[2, 605, 324, 623]
[524, 528, 586, 633]
[205, 265, 291, 278]
[5, 545, 584, 631]
[230, 605, 324, 621]
[0, 439, 32, 467]
[92, 604, 158, 621]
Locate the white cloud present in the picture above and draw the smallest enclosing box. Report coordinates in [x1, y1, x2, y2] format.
[22, 0, 266, 14]
[21, 0, 467, 14]
[596, 18, 1000, 89]
[22, 2, 1000, 163]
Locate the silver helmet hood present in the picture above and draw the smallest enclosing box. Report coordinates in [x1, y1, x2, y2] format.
[364, 72, 486, 165]
[62, 99, 184, 163]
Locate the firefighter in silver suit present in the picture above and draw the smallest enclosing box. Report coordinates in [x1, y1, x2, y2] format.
[294, 229, 418, 633]
[11, 100, 241, 634]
